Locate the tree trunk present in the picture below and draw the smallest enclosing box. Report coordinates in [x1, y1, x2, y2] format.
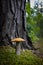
[0, 0, 33, 50]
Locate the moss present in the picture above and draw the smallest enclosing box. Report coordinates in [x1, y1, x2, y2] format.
[0, 46, 43, 65]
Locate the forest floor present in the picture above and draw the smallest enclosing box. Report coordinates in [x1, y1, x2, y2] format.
[0, 38, 43, 65]
[0, 45, 43, 65]
[32, 38, 43, 59]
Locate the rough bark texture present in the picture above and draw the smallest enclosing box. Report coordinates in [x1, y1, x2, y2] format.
[0, 0, 34, 49]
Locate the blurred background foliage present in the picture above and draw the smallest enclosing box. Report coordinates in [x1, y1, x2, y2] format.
[26, 2, 43, 42]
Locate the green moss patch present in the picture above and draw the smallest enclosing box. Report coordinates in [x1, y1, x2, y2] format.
[0, 46, 43, 65]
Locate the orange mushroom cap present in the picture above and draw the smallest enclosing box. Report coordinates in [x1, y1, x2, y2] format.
[11, 38, 25, 42]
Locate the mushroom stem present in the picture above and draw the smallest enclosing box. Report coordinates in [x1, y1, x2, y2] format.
[16, 42, 21, 55]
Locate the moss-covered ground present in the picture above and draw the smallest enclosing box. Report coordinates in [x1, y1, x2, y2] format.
[0, 45, 43, 65]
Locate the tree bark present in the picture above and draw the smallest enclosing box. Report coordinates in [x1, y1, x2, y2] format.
[0, 0, 33, 50]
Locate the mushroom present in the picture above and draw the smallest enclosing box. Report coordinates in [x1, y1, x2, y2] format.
[11, 38, 25, 55]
